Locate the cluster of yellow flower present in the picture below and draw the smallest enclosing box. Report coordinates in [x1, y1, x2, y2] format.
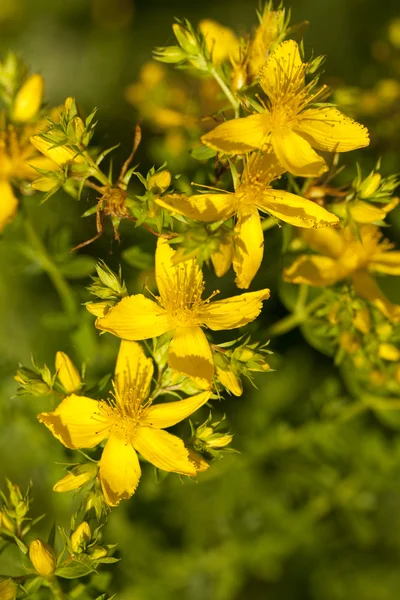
[2, 4, 400, 594]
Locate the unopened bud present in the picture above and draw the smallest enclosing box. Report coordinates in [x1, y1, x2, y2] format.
[353, 308, 371, 334]
[188, 449, 209, 473]
[71, 522, 91, 554]
[88, 547, 107, 560]
[0, 511, 14, 535]
[378, 343, 400, 361]
[12, 74, 44, 122]
[148, 170, 171, 194]
[53, 463, 98, 493]
[172, 23, 198, 54]
[154, 46, 187, 64]
[0, 578, 17, 600]
[216, 366, 242, 397]
[359, 172, 381, 198]
[55, 352, 81, 394]
[29, 539, 56, 577]
[30, 135, 84, 166]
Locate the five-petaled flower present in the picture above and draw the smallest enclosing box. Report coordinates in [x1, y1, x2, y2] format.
[38, 341, 212, 506]
[89, 238, 270, 387]
[284, 225, 400, 321]
[201, 40, 369, 177]
[157, 150, 339, 288]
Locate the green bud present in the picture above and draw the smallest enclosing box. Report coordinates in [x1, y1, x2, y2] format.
[172, 23, 199, 54]
[153, 46, 187, 64]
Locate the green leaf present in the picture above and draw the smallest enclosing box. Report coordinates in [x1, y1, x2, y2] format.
[56, 561, 96, 579]
[190, 145, 217, 161]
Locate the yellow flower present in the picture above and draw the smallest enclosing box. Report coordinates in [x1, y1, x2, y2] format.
[284, 225, 400, 320]
[199, 19, 240, 65]
[92, 238, 270, 386]
[11, 74, 44, 123]
[202, 40, 369, 177]
[0, 128, 57, 232]
[29, 539, 56, 577]
[0, 578, 17, 600]
[157, 151, 338, 288]
[55, 351, 81, 393]
[38, 341, 212, 506]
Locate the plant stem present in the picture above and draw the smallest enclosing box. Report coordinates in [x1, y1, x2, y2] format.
[267, 293, 326, 337]
[48, 578, 66, 600]
[261, 217, 278, 231]
[24, 216, 77, 318]
[209, 66, 240, 118]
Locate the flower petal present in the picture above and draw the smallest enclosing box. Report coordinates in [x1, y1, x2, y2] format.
[211, 238, 233, 277]
[38, 395, 112, 449]
[271, 127, 328, 178]
[115, 341, 154, 401]
[201, 289, 270, 330]
[199, 19, 240, 65]
[99, 432, 141, 506]
[232, 206, 264, 289]
[352, 271, 400, 321]
[168, 326, 214, 388]
[132, 426, 196, 475]
[348, 200, 393, 224]
[156, 192, 236, 222]
[95, 295, 171, 340]
[256, 189, 339, 228]
[201, 113, 271, 154]
[296, 107, 369, 152]
[283, 255, 341, 287]
[156, 238, 204, 310]
[259, 40, 305, 102]
[369, 252, 400, 276]
[0, 181, 18, 232]
[141, 391, 212, 428]
[302, 227, 346, 259]
[241, 150, 286, 186]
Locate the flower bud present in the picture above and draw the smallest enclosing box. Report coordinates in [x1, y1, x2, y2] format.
[0, 578, 17, 600]
[88, 547, 107, 560]
[55, 352, 81, 394]
[153, 46, 187, 64]
[12, 74, 44, 122]
[188, 450, 209, 473]
[30, 135, 84, 166]
[31, 175, 61, 193]
[148, 170, 171, 194]
[353, 308, 371, 334]
[216, 366, 242, 397]
[172, 23, 198, 54]
[359, 172, 381, 198]
[29, 539, 57, 577]
[71, 522, 91, 554]
[0, 511, 14, 534]
[53, 463, 98, 493]
[378, 343, 400, 361]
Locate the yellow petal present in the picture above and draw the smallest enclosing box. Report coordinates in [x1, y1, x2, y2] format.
[259, 40, 305, 102]
[271, 127, 328, 178]
[241, 150, 285, 186]
[348, 200, 392, 224]
[86, 301, 111, 318]
[257, 189, 339, 228]
[141, 391, 211, 428]
[283, 255, 341, 286]
[155, 237, 204, 310]
[188, 449, 210, 473]
[216, 366, 243, 396]
[12, 74, 44, 122]
[114, 340, 153, 401]
[201, 114, 271, 155]
[168, 326, 214, 388]
[201, 289, 270, 330]
[23, 155, 58, 180]
[296, 107, 369, 152]
[0, 181, 18, 232]
[99, 432, 141, 506]
[0, 578, 17, 600]
[199, 19, 240, 64]
[156, 192, 236, 222]
[38, 395, 112, 449]
[55, 351, 81, 393]
[211, 239, 233, 277]
[370, 251, 400, 275]
[302, 227, 346, 259]
[132, 426, 196, 475]
[232, 206, 264, 289]
[352, 271, 400, 321]
[95, 295, 171, 340]
[378, 343, 400, 361]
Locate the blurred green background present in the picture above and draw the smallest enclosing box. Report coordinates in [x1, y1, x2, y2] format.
[1, 0, 400, 599]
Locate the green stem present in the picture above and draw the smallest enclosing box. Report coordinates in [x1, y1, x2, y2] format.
[261, 217, 278, 231]
[209, 66, 240, 118]
[24, 216, 77, 318]
[267, 293, 326, 337]
[48, 578, 66, 600]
